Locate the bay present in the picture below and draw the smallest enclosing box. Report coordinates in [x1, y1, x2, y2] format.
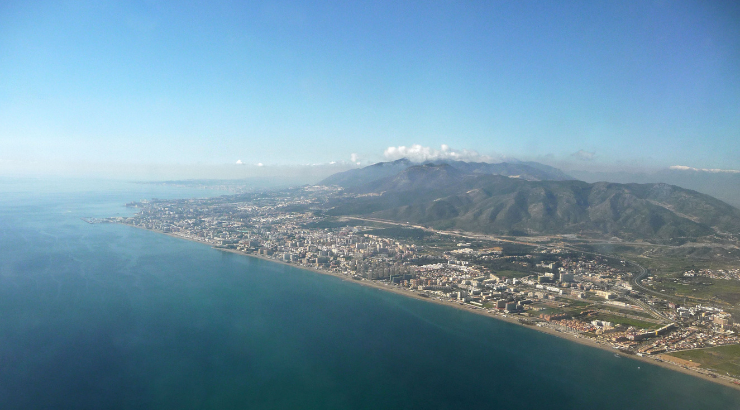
[1, 179, 739, 409]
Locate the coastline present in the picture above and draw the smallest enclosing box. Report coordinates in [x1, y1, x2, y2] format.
[124, 224, 740, 392]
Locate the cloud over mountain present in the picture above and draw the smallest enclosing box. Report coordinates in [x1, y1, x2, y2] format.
[669, 165, 740, 174]
[383, 144, 497, 163]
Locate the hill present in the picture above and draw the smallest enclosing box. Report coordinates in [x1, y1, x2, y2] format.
[320, 159, 414, 187]
[320, 158, 572, 188]
[327, 164, 740, 244]
[569, 168, 740, 209]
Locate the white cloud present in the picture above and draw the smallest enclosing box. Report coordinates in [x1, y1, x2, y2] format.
[350, 153, 361, 165]
[669, 165, 740, 174]
[256, 162, 264, 167]
[235, 159, 243, 165]
[383, 144, 496, 163]
[571, 150, 596, 161]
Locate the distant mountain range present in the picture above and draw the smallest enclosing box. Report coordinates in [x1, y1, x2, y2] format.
[322, 161, 740, 244]
[570, 168, 740, 209]
[320, 158, 572, 188]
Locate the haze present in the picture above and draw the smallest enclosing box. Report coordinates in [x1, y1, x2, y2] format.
[1, 1, 739, 180]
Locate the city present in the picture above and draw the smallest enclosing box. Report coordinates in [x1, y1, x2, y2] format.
[106, 184, 740, 385]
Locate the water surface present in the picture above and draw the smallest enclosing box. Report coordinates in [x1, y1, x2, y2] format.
[1, 179, 738, 409]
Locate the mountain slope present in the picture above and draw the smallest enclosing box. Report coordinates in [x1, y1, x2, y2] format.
[327, 165, 740, 244]
[320, 158, 572, 188]
[568, 169, 740, 209]
[320, 158, 413, 187]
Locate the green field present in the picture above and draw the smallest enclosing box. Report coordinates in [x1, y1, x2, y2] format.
[646, 277, 740, 305]
[596, 305, 658, 320]
[535, 303, 590, 318]
[567, 300, 591, 309]
[534, 307, 566, 316]
[668, 344, 740, 378]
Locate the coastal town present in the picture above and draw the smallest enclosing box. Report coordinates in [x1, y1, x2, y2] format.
[108, 185, 740, 385]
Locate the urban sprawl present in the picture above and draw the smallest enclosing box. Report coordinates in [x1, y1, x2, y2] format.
[103, 185, 740, 383]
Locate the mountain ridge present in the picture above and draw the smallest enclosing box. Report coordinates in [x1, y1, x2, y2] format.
[320, 158, 573, 188]
[325, 163, 740, 244]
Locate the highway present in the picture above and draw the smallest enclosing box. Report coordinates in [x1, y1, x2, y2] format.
[347, 216, 673, 322]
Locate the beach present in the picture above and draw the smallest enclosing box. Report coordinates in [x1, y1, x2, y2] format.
[130, 224, 740, 392]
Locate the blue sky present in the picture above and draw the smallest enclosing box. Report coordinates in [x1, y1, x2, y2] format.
[1, 0, 739, 178]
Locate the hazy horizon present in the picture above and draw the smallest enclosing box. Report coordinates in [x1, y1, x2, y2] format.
[2, 1, 739, 181]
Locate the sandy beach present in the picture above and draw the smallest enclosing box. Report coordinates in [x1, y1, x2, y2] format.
[127, 224, 740, 392]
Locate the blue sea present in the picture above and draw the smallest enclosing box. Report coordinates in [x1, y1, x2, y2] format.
[1, 178, 739, 409]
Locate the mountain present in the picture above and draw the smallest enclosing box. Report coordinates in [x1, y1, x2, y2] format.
[327, 164, 740, 244]
[569, 168, 740, 209]
[356, 163, 468, 193]
[320, 159, 414, 187]
[320, 158, 573, 188]
[427, 160, 573, 181]
[518, 161, 574, 181]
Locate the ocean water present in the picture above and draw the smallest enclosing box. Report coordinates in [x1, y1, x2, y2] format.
[1, 179, 739, 409]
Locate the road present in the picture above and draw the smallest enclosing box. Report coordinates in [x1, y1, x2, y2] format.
[348, 216, 673, 322]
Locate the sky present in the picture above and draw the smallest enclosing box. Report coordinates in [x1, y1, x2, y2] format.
[1, 0, 739, 179]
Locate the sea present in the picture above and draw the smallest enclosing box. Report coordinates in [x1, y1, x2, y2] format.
[1, 178, 739, 409]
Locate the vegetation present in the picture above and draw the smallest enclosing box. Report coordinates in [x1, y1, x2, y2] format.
[645, 276, 740, 306]
[669, 345, 740, 378]
[328, 163, 740, 244]
[534, 307, 568, 316]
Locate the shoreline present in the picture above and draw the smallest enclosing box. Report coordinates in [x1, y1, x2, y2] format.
[124, 224, 740, 391]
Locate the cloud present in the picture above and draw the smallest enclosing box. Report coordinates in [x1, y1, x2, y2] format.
[383, 144, 496, 163]
[235, 159, 244, 165]
[669, 165, 740, 174]
[350, 153, 361, 165]
[571, 150, 596, 161]
[256, 163, 264, 167]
